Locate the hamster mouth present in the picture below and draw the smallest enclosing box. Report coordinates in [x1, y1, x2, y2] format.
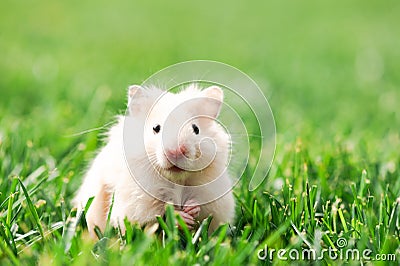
[167, 165, 185, 173]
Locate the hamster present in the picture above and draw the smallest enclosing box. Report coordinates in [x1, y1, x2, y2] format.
[73, 84, 235, 238]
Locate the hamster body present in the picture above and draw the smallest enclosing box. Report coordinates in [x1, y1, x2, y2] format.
[74, 84, 235, 237]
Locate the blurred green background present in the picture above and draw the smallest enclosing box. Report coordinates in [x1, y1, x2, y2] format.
[1, 0, 399, 173]
[0, 1, 399, 264]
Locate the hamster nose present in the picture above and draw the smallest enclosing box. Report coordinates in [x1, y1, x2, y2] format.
[166, 145, 187, 159]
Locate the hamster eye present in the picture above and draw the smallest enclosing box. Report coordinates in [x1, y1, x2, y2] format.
[192, 124, 199, 135]
[153, 124, 161, 134]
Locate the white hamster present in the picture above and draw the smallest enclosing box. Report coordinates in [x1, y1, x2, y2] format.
[74, 84, 235, 238]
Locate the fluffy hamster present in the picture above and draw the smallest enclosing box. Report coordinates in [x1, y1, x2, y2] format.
[73, 84, 235, 238]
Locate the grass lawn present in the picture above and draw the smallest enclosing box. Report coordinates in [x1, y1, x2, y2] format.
[0, 0, 399, 265]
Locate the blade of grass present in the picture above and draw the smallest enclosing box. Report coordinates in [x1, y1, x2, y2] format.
[337, 208, 348, 233]
[0, 233, 20, 266]
[156, 215, 171, 239]
[18, 178, 44, 238]
[0, 218, 17, 256]
[192, 216, 212, 245]
[176, 213, 192, 243]
[165, 204, 178, 237]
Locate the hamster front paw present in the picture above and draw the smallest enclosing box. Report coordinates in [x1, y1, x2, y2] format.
[174, 199, 201, 230]
[182, 199, 201, 219]
[176, 210, 196, 229]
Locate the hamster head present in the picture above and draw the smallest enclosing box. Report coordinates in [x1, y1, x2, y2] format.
[127, 84, 230, 182]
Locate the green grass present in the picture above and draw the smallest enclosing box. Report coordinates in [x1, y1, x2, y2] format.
[1, 0, 399, 265]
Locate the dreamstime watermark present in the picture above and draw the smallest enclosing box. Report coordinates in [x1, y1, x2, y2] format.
[257, 238, 397, 262]
[122, 60, 276, 205]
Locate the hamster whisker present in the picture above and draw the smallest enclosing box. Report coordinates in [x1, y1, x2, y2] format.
[229, 133, 264, 139]
[64, 121, 116, 138]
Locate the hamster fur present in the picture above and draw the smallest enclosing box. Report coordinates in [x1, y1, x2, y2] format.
[73, 84, 235, 237]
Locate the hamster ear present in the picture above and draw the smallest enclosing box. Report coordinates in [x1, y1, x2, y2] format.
[127, 85, 146, 114]
[201, 86, 224, 118]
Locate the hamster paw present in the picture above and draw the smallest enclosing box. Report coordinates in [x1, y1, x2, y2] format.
[182, 199, 201, 219]
[176, 210, 195, 230]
